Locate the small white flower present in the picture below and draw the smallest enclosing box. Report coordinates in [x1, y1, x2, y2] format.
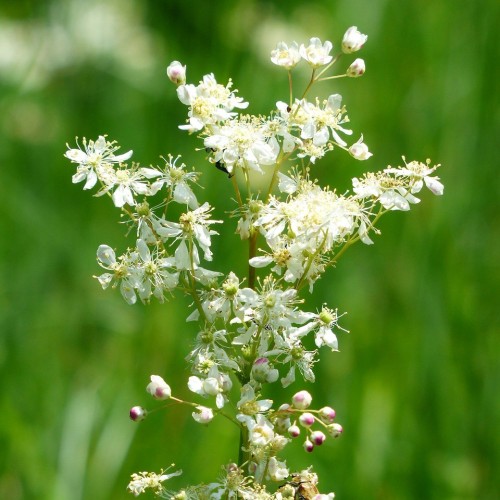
[141, 155, 199, 209]
[127, 467, 182, 497]
[94, 244, 139, 305]
[300, 37, 333, 68]
[65, 136, 132, 190]
[247, 414, 275, 446]
[266, 457, 289, 482]
[385, 159, 444, 195]
[236, 384, 273, 419]
[204, 116, 280, 175]
[346, 58, 366, 77]
[349, 135, 372, 160]
[192, 406, 214, 424]
[146, 375, 171, 400]
[177, 73, 248, 133]
[166, 60, 186, 85]
[156, 202, 221, 265]
[270, 41, 301, 69]
[342, 26, 368, 53]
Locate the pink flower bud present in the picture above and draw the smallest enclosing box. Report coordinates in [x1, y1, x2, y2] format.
[129, 406, 147, 422]
[318, 406, 336, 423]
[192, 406, 214, 424]
[327, 423, 343, 438]
[349, 136, 372, 160]
[166, 60, 186, 85]
[252, 357, 279, 383]
[146, 375, 171, 400]
[346, 58, 365, 77]
[299, 412, 315, 427]
[288, 424, 301, 438]
[303, 438, 314, 453]
[311, 430, 326, 446]
[292, 390, 312, 410]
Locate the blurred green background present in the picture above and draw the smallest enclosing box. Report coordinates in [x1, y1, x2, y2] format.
[0, 0, 498, 498]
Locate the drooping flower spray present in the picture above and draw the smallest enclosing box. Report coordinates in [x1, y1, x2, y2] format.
[65, 27, 443, 498]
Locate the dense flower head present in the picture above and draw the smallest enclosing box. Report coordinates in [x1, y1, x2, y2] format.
[250, 176, 371, 289]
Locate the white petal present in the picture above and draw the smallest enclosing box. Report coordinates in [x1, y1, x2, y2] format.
[83, 170, 98, 190]
[249, 256, 273, 268]
[112, 185, 126, 207]
[424, 176, 444, 195]
[174, 183, 199, 209]
[136, 239, 150, 262]
[97, 245, 116, 266]
[188, 376, 203, 394]
[113, 150, 133, 162]
[65, 149, 88, 163]
[120, 282, 137, 305]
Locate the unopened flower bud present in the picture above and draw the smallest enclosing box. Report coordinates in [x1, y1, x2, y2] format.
[342, 26, 368, 53]
[318, 406, 336, 423]
[220, 373, 233, 392]
[303, 438, 314, 452]
[248, 462, 257, 475]
[166, 61, 186, 85]
[202, 377, 220, 396]
[252, 357, 279, 384]
[327, 423, 344, 438]
[292, 390, 312, 410]
[349, 136, 372, 160]
[299, 412, 315, 427]
[288, 424, 301, 438]
[311, 430, 326, 446]
[347, 58, 365, 77]
[192, 406, 214, 424]
[129, 406, 147, 422]
[146, 375, 171, 400]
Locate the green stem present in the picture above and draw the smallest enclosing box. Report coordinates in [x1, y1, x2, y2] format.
[238, 425, 249, 467]
[248, 231, 258, 290]
[288, 70, 293, 107]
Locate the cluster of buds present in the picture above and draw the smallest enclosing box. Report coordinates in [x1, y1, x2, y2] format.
[274, 390, 343, 454]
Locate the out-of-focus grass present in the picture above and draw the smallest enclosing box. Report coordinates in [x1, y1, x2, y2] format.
[0, 0, 498, 498]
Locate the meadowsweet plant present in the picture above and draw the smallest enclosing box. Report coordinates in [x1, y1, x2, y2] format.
[65, 27, 443, 499]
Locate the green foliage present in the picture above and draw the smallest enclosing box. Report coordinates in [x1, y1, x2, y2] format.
[0, 0, 498, 498]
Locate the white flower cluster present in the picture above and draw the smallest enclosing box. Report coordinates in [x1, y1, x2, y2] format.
[66, 25, 444, 500]
[127, 466, 182, 497]
[64, 147, 226, 304]
[135, 377, 339, 498]
[170, 30, 372, 177]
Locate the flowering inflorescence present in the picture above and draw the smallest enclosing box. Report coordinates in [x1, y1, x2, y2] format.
[65, 26, 443, 498]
